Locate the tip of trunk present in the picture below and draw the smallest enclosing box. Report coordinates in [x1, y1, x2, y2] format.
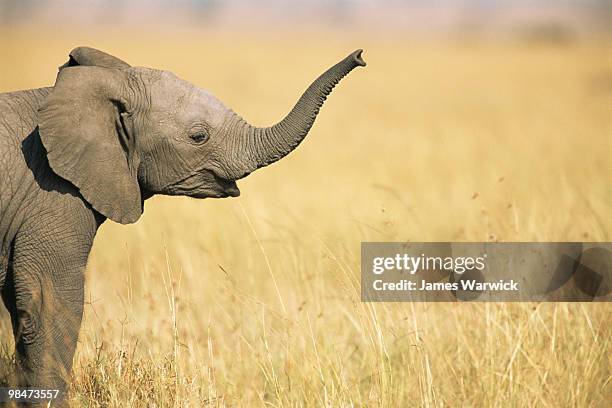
[351, 49, 367, 67]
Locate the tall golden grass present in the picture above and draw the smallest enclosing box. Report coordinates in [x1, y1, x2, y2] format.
[1, 28, 610, 406]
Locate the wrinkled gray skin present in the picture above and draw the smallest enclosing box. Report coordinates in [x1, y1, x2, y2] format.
[0, 47, 365, 405]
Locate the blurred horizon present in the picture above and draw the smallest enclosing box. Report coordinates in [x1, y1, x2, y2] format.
[1, 0, 611, 40]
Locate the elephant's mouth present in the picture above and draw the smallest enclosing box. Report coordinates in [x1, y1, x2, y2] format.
[213, 173, 240, 197]
[166, 171, 240, 199]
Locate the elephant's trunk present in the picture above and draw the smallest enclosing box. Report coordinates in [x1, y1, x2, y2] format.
[227, 49, 365, 179]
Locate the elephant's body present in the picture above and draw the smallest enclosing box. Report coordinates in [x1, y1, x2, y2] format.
[0, 88, 101, 397]
[0, 47, 364, 406]
[0, 88, 53, 258]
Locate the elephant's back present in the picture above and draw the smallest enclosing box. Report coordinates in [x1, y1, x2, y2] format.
[0, 87, 52, 127]
[0, 88, 52, 153]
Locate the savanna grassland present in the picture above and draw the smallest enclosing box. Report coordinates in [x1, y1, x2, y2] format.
[0, 28, 610, 407]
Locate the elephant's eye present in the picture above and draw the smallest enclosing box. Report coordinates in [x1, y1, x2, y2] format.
[190, 131, 209, 144]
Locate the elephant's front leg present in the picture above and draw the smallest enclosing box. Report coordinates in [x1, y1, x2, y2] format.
[5, 217, 95, 406]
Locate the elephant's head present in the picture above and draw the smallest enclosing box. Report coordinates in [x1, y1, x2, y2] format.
[38, 47, 365, 224]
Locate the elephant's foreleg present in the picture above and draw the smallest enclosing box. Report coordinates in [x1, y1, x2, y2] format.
[7, 219, 93, 407]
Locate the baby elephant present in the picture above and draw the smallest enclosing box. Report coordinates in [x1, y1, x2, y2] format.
[0, 47, 365, 405]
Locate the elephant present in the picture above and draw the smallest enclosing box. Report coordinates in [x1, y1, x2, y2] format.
[0, 46, 365, 405]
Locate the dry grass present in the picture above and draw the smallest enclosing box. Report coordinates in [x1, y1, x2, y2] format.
[0, 28, 611, 407]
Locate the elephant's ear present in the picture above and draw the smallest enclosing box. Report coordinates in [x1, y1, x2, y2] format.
[60, 47, 131, 70]
[38, 65, 142, 224]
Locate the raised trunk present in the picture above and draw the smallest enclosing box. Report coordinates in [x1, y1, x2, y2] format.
[228, 49, 365, 179]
